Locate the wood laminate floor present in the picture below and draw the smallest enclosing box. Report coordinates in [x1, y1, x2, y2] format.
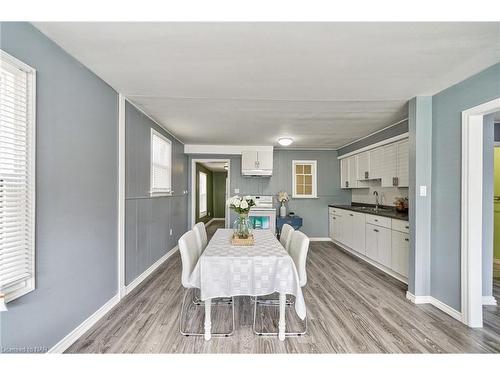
[67, 241, 500, 353]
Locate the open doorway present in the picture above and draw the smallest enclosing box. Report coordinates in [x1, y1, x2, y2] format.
[461, 98, 500, 328]
[191, 159, 230, 235]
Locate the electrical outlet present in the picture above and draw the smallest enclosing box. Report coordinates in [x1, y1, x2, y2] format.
[169, 228, 173, 236]
[234, 188, 240, 194]
[419, 186, 427, 197]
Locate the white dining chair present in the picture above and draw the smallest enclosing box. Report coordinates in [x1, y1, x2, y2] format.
[253, 230, 310, 336]
[178, 230, 234, 337]
[279, 223, 294, 252]
[193, 222, 208, 254]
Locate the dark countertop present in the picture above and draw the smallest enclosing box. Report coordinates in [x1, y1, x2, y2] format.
[328, 203, 409, 221]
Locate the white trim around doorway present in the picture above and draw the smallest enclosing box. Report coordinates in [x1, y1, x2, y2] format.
[461, 97, 500, 327]
[190, 159, 231, 229]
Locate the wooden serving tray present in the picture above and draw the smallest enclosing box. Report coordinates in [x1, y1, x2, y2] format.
[231, 234, 255, 246]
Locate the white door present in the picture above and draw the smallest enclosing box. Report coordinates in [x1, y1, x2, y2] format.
[351, 211, 366, 255]
[381, 143, 398, 187]
[257, 150, 273, 170]
[365, 223, 378, 261]
[340, 158, 349, 189]
[396, 140, 409, 187]
[391, 230, 409, 277]
[348, 156, 357, 188]
[343, 211, 354, 248]
[241, 150, 258, 170]
[377, 226, 392, 267]
[356, 151, 370, 180]
[329, 214, 335, 241]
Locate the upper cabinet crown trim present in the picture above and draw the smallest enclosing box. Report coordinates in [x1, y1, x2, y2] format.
[338, 133, 408, 160]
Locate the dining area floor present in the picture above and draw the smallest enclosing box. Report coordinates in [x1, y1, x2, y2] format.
[66, 238, 500, 353]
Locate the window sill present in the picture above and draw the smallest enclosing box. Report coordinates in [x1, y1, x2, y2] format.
[150, 191, 173, 197]
[292, 195, 318, 199]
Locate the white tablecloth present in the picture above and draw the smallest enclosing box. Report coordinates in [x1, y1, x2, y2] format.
[187, 229, 306, 320]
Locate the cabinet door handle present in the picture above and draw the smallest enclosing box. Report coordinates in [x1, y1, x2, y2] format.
[349, 213, 354, 216]
[373, 229, 379, 233]
[404, 238, 409, 242]
[345, 181, 349, 188]
[333, 217, 336, 220]
[374, 219, 378, 222]
[393, 177, 399, 186]
[365, 171, 369, 179]
[405, 225, 409, 229]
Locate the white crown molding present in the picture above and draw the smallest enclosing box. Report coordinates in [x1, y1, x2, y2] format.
[184, 144, 273, 155]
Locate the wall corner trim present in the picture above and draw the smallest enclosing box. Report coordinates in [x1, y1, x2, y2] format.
[405, 292, 463, 322]
[48, 294, 120, 353]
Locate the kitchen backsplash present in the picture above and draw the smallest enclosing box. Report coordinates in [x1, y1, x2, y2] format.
[351, 185, 409, 206]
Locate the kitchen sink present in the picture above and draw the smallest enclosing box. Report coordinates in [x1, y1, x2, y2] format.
[356, 206, 392, 213]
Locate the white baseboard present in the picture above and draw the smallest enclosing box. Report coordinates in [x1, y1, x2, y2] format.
[406, 292, 462, 321]
[124, 245, 178, 295]
[332, 240, 408, 284]
[482, 295, 497, 306]
[309, 237, 333, 242]
[48, 294, 120, 353]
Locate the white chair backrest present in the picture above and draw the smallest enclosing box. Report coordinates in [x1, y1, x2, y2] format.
[193, 222, 208, 251]
[288, 231, 310, 287]
[280, 224, 294, 252]
[178, 230, 201, 288]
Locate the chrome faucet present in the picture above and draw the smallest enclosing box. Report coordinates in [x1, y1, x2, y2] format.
[373, 191, 379, 211]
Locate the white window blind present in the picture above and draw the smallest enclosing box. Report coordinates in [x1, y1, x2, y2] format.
[0, 51, 36, 304]
[199, 171, 207, 217]
[150, 128, 172, 195]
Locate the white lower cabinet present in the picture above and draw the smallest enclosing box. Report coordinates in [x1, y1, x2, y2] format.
[365, 223, 391, 267]
[330, 207, 409, 282]
[391, 230, 409, 278]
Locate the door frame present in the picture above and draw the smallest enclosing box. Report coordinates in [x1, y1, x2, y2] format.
[190, 158, 231, 229]
[461, 97, 500, 327]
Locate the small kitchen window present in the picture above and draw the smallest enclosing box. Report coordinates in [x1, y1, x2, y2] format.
[292, 160, 317, 198]
[150, 128, 172, 196]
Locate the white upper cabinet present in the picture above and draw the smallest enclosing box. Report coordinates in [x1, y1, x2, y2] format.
[241, 149, 273, 176]
[356, 151, 370, 180]
[396, 139, 409, 187]
[257, 150, 273, 170]
[339, 136, 408, 189]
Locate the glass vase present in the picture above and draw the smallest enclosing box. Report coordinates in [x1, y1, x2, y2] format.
[233, 214, 252, 239]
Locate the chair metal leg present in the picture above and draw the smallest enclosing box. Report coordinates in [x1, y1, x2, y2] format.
[252, 295, 307, 337]
[179, 289, 235, 337]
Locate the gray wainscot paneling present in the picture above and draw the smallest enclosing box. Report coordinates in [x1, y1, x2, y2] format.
[0, 22, 118, 350]
[188, 150, 351, 237]
[125, 101, 188, 285]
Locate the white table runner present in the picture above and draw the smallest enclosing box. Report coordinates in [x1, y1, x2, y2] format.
[188, 229, 306, 320]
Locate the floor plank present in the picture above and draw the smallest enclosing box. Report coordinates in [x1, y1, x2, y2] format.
[67, 235, 500, 353]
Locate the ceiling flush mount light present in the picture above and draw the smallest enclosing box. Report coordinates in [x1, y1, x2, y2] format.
[278, 137, 293, 146]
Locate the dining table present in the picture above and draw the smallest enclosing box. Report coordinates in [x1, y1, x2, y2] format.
[187, 228, 306, 341]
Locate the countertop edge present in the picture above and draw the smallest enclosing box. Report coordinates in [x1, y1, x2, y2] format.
[328, 204, 409, 221]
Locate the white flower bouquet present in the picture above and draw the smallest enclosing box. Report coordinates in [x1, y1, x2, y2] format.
[278, 191, 289, 204]
[226, 195, 256, 215]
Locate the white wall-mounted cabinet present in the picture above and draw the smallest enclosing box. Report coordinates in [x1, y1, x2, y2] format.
[339, 136, 408, 189]
[241, 150, 273, 176]
[329, 207, 409, 282]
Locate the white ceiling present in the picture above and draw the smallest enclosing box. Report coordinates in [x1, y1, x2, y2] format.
[33, 22, 500, 148]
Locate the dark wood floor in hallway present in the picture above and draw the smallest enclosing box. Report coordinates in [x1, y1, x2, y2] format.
[67, 239, 500, 353]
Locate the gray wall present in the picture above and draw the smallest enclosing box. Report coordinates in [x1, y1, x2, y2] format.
[431, 63, 500, 310]
[483, 114, 495, 297]
[125, 101, 188, 285]
[408, 97, 433, 297]
[0, 22, 118, 350]
[337, 120, 408, 156]
[187, 150, 351, 237]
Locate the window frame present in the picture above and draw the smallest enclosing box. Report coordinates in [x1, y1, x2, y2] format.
[149, 128, 172, 197]
[292, 160, 318, 199]
[0, 50, 37, 303]
[198, 171, 208, 218]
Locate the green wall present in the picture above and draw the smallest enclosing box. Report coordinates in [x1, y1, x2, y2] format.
[213, 172, 227, 218]
[195, 163, 213, 223]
